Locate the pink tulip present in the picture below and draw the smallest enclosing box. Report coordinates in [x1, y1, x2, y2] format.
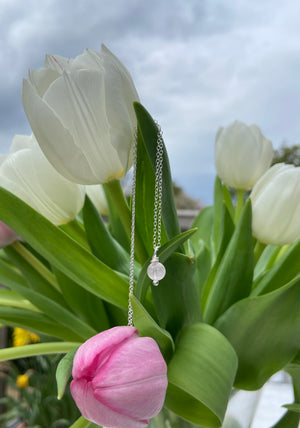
[0, 221, 18, 248]
[70, 326, 168, 428]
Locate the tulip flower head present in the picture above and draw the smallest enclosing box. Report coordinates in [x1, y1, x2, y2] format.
[0, 135, 85, 225]
[70, 326, 168, 428]
[215, 120, 273, 189]
[22, 45, 140, 185]
[251, 163, 300, 245]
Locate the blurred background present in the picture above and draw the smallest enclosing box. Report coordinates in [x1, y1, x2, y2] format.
[0, 2, 299, 426]
[2, 0, 300, 204]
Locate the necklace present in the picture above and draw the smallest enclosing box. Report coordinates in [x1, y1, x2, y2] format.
[128, 123, 166, 326]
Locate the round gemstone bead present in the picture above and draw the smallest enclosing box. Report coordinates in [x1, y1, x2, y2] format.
[147, 261, 166, 286]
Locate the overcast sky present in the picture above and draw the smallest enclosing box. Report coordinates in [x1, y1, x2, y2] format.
[1, 0, 300, 203]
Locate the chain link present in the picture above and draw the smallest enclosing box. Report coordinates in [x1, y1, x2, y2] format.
[128, 132, 137, 326]
[153, 123, 164, 251]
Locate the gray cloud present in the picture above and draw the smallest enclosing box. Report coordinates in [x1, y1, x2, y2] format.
[1, 0, 300, 203]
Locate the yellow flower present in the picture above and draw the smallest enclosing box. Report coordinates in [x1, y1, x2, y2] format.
[29, 332, 40, 343]
[13, 328, 40, 347]
[16, 374, 29, 388]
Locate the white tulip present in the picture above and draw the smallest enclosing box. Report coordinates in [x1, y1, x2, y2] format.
[86, 184, 109, 215]
[251, 163, 300, 245]
[22, 44, 140, 185]
[215, 120, 273, 189]
[0, 135, 85, 225]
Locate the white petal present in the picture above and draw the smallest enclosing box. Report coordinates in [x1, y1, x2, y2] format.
[10, 134, 34, 153]
[22, 78, 100, 184]
[72, 49, 103, 70]
[0, 148, 85, 225]
[44, 54, 72, 72]
[28, 67, 60, 96]
[86, 185, 108, 215]
[101, 44, 139, 171]
[43, 69, 124, 182]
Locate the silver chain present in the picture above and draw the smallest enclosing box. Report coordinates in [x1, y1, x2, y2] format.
[128, 132, 137, 327]
[152, 123, 164, 251]
[128, 123, 165, 325]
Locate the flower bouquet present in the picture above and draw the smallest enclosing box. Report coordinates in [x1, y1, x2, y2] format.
[0, 45, 299, 428]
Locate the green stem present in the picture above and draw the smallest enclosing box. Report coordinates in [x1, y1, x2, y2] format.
[105, 180, 148, 263]
[11, 241, 60, 291]
[234, 189, 245, 224]
[254, 241, 266, 264]
[70, 416, 94, 428]
[0, 341, 81, 361]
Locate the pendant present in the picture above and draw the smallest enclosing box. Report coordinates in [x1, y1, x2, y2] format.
[147, 248, 166, 286]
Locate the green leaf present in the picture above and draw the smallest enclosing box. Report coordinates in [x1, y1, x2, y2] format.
[134, 102, 181, 242]
[204, 199, 253, 324]
[222, 184, 235, 220]
[130, 295, 174, 361]
[251, 238, 300, 296]
[56, 347, 79, 399]
[165, 323, 238, 427]
[2, 277, 97, 340]
[194, 241, 211, 297]
[253, 245, 282, 281]
[54, 268, 109, 332]
[82, 195, 130, 275]
[103, 183, 130, 252]
[283, 355, 300, 422]
[135, 228, 197, 303]
[134, 125, 166, 256]
[0, 256, 30, 289]
[69, 416, 97, 428]
[0, 187, 129, 309]
[216, 276, 300, 390]
[152, 253, 201, 338]
[271, 409, 300, 427]
[190, 206, 214, 255]
[201, 204, 234, 312]
[0, 289, 38, 312]
[4, 245, 67, 307]
[0, 342, 80, 362]
[212, 176, 224, 258]
[0, 307, 82, 341]
[283, 404, 300, 413]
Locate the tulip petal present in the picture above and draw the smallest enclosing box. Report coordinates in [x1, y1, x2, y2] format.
[28, 67, 60, 96]
[252, 164, 300, 245]
[43, 69, 125, 182]
[0, 221, 18, 248]
[101, 45, 139, 170]
[44, 54, 72, 72]
[9, 134, 33, 153]
[71, 378, 147, 428]
[22, 78, 98, 184]
[92, 337, 167, 419]
[0, 146, 85, 225]
[72, 326, 138, 379]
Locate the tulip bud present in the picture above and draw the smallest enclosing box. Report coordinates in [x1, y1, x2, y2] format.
[0, 135, 85, 225]
[215, 120, 273, 189]
[251, 164, 300, 245]
[22, 44, 139, 185]
[86, 184, 109, 215]
[0, 221, 18, 248]
[70, 326, 168, 428]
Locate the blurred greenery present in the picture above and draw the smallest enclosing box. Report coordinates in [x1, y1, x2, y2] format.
[0, 350, 80, 428]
